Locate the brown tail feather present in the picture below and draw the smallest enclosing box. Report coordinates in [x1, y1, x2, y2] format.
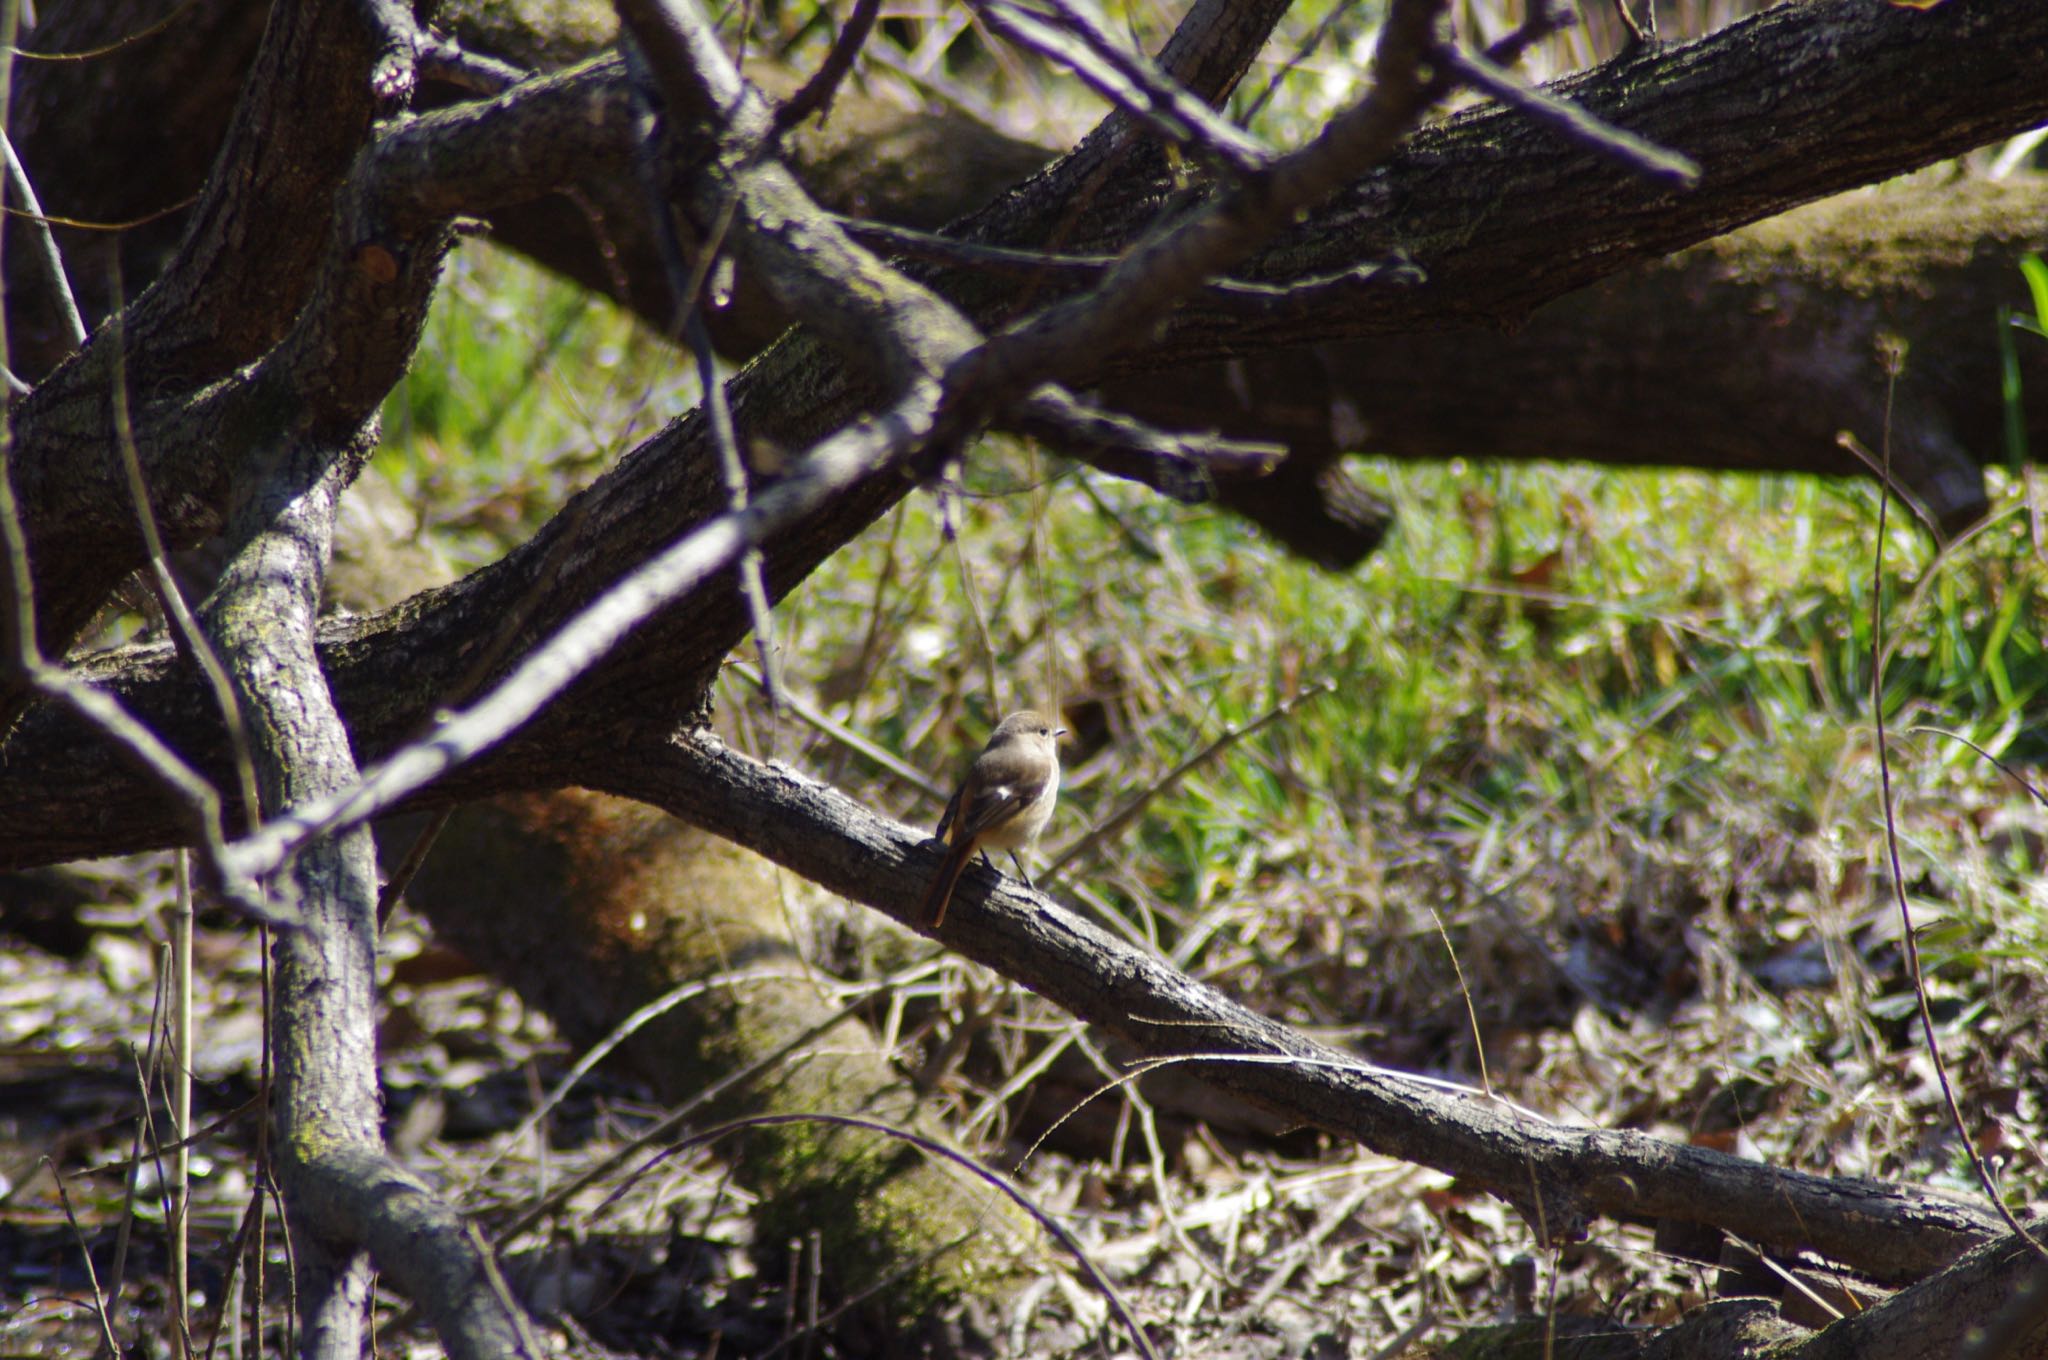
[920, 840, 977, 928]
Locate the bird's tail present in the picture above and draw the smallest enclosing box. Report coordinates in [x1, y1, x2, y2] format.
[920, 840, 976, 928]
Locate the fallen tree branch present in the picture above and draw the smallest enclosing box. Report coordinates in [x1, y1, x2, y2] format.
[5, 5, 2047, 868]
[590, 728, 2008, 1288]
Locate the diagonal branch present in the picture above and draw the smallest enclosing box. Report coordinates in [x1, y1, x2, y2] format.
[5, 1, 2048, 867]
[594, 729, 2011, 1287]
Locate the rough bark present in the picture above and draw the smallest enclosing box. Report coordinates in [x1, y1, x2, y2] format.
[2, 55, 635, 710]
[204, 430, 533, 1357]
[7, 1, 2048, 863]
[391, 793, 1044, 1324]
[5, 7, 2048, 1355]
[14, 0, 2048, 587]
[1113, 172, 2048, 556]
[586, 730, 2010, 1290]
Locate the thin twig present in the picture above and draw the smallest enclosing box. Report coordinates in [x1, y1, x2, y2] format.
[1867, 345, 2048, 1265]
[1241, 0, 1367, 125]
[1484, 0, 1568, 69]
[974, 0, 1267, 175]
[202, 1190, 266, 1360]
[376, 806, 452, 925]
[4, 0, 199, 63]
[0, 127, 86, 349]
[1909, 726, 2048, 808]
[170, 852, 194, 1354]
[727, 660, 950, 801]
[105, 1031, 161, 1327]
[416, 33, 529, 94]
[1007, 386, 1283, 502]
[1046, 680, 1334, 878]
[835, 212, 1420, 313]
[1435, 42, 1697, 188]
[688, 303, 784, 712]
[80, 1096, 265, 1177]
[773, 0, 880, 131]
[629, 44, 784, 713]
[941, 488, 1004, 705]
[105, 251, 264, 832]
[45, 1160, 123, 1360]
[1835, 430, 1948, 544]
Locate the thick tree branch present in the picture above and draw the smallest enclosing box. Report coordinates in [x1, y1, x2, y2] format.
[592, 729, 2008, 1288]
[4, 1, 2048, 864]
[0, 58, 637, 714]
[108, 0, 407, 390]
[201, 0, 1453, 882]
[203, 422, 537, 1356]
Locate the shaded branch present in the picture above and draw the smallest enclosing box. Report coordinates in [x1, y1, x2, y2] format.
[5, 1, 2048, 864]
[0, 56, 637, 710]
[971, 0, 1268, 174]
[1003, 387, 1283, 501]
[771, 0, 879, 132]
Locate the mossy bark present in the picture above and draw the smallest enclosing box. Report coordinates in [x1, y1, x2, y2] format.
[394, 793, 1043, 1323]
[328, 472, 1039, 1326]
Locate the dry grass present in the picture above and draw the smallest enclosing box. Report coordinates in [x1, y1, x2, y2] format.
[7, 0, 2048, 1352]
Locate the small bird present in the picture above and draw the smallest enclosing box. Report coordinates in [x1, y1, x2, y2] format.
[920, 710, 1065, 928]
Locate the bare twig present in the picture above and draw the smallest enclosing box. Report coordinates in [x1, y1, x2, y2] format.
[1866, 343, 2048, 1264]
[416, 33, 529, 94]
[1241, 0, 1368, 124]
[1484, 0, 1570, 69]
[105, 253, 264, 834]
[773, 0, 880, 131]
[836, 213, 1423, 314]
[973, 0, 1268, 175]
[727, 659, 950, 801]
[202, 1188, 265, 1360]
[1435, 42, 1698, 188]
[1909, 726, 2048, 808]
[687, 309, 784, 709]
[962, 0, 1453, 391]
[1837, 430, 1948, 544]
[170, 852, 194, 1353]
[1046, 680, 1334, 877]
[1006, 386, 1283, 503]
[45, 1160, 123, 1360]
[0, 127, 86, 350]
[623, 34, 787, 711]
[375, 806, 452, 924]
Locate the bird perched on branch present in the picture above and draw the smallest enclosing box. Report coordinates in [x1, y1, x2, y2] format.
[920, 711, 1064, 928]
